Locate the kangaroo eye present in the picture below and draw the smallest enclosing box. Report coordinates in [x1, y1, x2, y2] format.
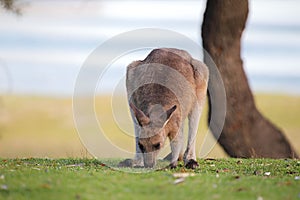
[153, 143, 161, 150]
[138, 142, 145, 153]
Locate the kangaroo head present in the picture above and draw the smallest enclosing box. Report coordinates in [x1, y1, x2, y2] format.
[130, 102, 177, 167]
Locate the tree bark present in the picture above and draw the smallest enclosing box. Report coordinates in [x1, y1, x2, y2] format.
[202, 0, 298, 158]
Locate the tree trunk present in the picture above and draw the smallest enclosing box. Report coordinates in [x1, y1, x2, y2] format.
[202, 0, 298, 158]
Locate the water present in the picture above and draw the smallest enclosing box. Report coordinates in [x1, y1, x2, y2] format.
[0, 0, 299, 96]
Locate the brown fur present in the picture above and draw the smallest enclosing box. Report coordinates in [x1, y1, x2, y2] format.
[121, 48, 208, 168]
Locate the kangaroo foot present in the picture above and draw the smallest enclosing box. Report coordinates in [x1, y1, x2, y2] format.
[118, 159, 133, 167]
[185, 159, 199, 169]
[169, 161, 178, 169]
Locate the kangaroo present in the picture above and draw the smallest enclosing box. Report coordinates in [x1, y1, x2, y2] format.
[119, 48, 209, 169]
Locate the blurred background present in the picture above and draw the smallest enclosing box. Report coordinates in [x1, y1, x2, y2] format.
[0, 0, 299, 158]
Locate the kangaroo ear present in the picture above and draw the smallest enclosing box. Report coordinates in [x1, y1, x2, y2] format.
[162, 105, 177, 127]
[129, 102, 150, 127]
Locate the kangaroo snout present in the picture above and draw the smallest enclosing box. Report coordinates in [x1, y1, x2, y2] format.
[138, 135, 164, 168]
[143, 152, 156, 168]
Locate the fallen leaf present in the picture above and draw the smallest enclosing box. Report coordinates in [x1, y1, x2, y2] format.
[66, 163, 84, 167]
[264, 172, 271, 176]
[222, 168, 230, 172]
[257, 196, 263, 200]
[173, 173, 195, 178]
[173, 177, 185, 185]
[0, 185, 8, 190]
[180, 168, 187, 173]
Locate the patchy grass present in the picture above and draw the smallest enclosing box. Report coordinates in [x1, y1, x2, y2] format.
[0, 158, 299, 200]
[0, 94, 298, 199]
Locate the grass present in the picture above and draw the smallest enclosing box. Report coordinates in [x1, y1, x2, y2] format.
[0, 93, 299, 158]
[0, 93, 299, 199]
[0, 158, 299, 200]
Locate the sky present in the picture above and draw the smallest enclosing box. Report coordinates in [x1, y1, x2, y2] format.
[0, 0, 299, 95]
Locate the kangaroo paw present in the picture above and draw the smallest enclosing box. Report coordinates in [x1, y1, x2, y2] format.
[185, 159, 199, 169]
[118, 159, 133, 167]
[169, 161, 178, 169]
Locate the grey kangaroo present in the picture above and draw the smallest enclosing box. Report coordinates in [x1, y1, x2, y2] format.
[119, 48, 209, 169]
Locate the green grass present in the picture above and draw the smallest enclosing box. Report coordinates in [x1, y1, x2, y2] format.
[0, 94, 299, 199]
[0, 93, 299, 158]
[0, 94, 300, 200]
[0, 158, 299, 200]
